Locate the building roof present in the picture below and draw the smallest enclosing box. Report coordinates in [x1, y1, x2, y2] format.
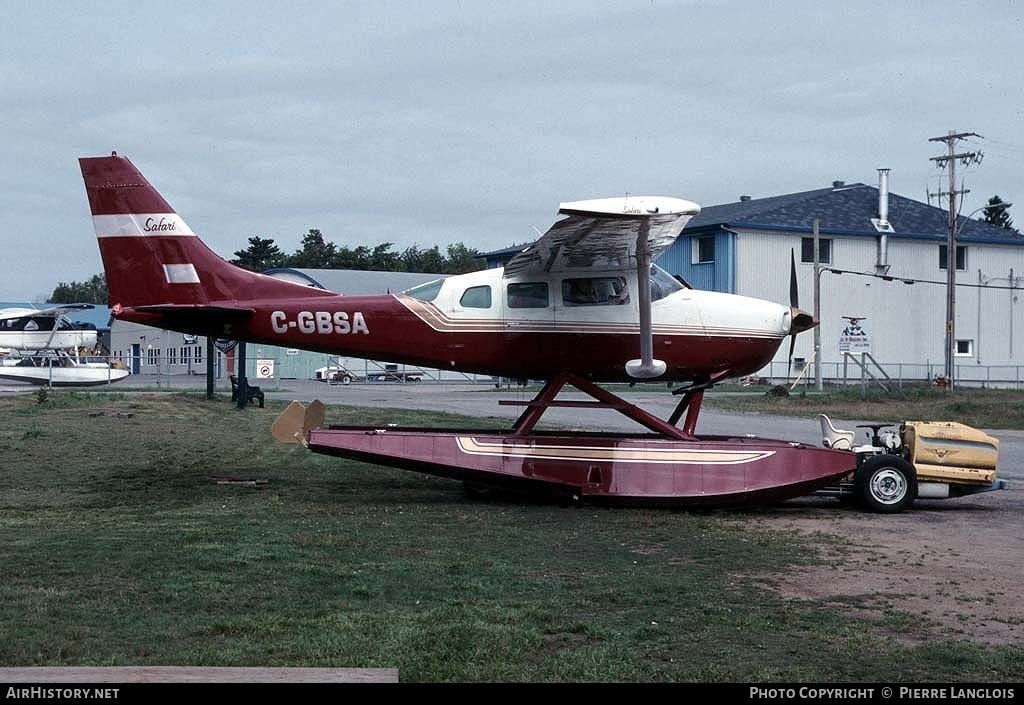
[263, 268, 443, 295]
[477, 243, 532, 259]
[686, 183, 1024, 244]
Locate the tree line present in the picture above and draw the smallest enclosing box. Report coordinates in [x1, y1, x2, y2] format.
[49, 274, 109, 305]
[229, 230, 484, 275]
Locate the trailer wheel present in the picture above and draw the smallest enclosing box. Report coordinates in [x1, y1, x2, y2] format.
[854, 455, 917, 513]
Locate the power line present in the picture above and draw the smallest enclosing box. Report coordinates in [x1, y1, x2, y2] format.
[985, 137, 1024, 153]
[823, 266, 1019, 290]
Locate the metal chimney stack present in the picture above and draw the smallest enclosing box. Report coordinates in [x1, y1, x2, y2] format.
[873, 168, 893, 270]
[878, 168, 891, 226]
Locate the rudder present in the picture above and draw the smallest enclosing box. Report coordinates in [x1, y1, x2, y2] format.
[79, 152, 327, 309]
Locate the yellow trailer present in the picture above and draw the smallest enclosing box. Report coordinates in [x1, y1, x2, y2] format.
[817, 416, 1007, 512]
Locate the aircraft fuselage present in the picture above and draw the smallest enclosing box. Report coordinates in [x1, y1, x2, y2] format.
[118, 264, 791, 382]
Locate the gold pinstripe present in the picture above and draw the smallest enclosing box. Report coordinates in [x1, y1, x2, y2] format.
[397, 295, 785, 339]
[456, 437, 775, 465]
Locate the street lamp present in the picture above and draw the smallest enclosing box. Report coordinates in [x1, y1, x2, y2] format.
[944, 201, 1012, 391]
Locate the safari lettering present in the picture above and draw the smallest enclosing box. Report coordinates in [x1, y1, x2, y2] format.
[143, 216, 177, 232]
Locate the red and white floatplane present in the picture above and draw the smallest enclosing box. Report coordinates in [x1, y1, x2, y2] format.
[79, 152, 856, 507]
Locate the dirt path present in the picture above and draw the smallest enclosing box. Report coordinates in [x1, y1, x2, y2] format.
[755, 489, 1024, 646]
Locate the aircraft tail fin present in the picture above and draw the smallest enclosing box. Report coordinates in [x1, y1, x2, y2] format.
[79, 153, 331, 309]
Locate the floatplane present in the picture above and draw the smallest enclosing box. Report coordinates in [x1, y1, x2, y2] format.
[78, 152, 856, 506]
[0, 305, 130, 387]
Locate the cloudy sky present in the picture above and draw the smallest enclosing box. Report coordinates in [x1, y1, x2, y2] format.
[2, 0, 1022, 299]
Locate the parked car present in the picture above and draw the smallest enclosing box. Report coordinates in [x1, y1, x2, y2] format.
[314, 366, 360, 384]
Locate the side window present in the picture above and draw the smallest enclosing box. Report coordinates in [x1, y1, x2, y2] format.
[507, 282, 549, 309]
[562, 277, 629, 306]
[459, 285, 492, 309]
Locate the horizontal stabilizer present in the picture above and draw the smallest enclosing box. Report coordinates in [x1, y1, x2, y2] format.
[135, 304, 255, 316]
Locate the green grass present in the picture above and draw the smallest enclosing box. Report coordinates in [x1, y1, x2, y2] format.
[704, 386, 1024, 429]
[0, 392, 1020, 681]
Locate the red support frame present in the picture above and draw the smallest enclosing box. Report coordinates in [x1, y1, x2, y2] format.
[504, 372, 697, 440]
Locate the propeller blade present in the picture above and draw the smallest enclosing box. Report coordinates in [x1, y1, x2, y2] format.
[788, 331, 796, 375]
[790, 249, 799, 309]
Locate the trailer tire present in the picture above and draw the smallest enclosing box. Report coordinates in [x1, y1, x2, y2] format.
[854, 455, 917, 513]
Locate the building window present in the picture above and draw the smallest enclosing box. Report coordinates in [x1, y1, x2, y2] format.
[167, 347, 176, 365]
[146, 348, 158, 366]
[801, 237, 832, 264]
[459, 286, 492, 309]
[939, 245, 967, 271]
[181, 347, 191, 365]
[194, 345, 203, 364]
[692, 236, 715, 264]
[955, 339, 974, 357]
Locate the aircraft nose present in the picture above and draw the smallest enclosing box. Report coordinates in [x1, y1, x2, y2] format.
[789, 306, 817, 335]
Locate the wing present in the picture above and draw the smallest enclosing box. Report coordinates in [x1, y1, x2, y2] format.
[0, 304, 95, 322]
[503, 196, 700, 277]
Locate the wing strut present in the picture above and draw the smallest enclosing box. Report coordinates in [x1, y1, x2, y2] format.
[625, 218, 667, 379]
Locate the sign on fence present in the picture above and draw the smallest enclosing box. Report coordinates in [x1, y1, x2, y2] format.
[256, 359, 275, 379]
[839, 316, 870, 354]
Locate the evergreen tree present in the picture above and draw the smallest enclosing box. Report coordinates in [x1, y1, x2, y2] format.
[983, 195, 1016, 232]
[369, 243, 401, 271]
[231, 236, 285, 272]
[287, 229, 337, 268]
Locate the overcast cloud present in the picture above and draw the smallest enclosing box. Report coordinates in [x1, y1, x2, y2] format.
[2, 0, 1022, 299]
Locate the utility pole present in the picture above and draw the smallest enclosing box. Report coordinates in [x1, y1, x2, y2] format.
[928, 130, 983, 392]
[813, 218, 823, 392]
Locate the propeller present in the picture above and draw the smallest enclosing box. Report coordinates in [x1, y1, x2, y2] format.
[787, 249, 818, 375]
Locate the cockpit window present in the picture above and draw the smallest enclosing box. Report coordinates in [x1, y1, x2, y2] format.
[650, 265, 685, 301]
[507, 282, 549, 308]
[562, 277, 629, 306]
[404, 279, 444, 302]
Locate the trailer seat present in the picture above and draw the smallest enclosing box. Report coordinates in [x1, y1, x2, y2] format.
[819, 414, 855, 450]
